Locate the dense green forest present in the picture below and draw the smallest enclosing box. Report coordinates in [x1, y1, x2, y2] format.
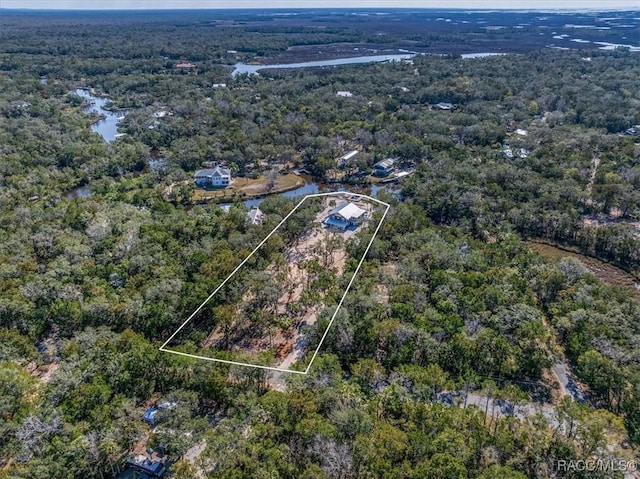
[0, 9, 639, 479]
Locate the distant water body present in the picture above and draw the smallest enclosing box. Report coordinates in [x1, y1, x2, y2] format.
[231, 54, 416, 76]
[460, 52, 508, 58]
[231, 52, 510, 76]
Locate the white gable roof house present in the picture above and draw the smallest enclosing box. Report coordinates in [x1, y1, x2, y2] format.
[194, 165, 231, 187]
[325, 201, 368, 231]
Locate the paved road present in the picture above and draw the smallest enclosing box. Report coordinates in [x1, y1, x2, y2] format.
[552, 362, 586, 402]
[439, 391, 560, 429]
[183, 440, 207, 479]
[437, 361, 586, 430]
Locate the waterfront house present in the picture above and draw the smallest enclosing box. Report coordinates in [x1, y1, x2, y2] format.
[194, 165, 231, 188]
[373, 158, 395, 177]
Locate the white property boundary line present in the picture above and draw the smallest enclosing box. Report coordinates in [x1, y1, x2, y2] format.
[160, 191, 391, 375]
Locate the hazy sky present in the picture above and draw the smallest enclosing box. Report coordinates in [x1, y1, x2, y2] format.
[2, 0, 639, 10]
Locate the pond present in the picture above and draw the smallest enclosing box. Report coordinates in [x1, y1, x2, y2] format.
[74, 88, 125, 142]
[232, 53, 416, 76]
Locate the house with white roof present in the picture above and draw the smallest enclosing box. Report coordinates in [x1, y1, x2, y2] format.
[194, 165, 231, 187]
[338, 150, 359, 167]
[324, 202, 367, 231]
[247, 207, 265, 225]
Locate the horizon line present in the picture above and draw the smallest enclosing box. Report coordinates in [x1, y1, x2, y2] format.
[1, 6, 638, 11]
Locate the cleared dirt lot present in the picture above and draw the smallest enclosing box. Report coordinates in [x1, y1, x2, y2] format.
[202, 194, 378, 370]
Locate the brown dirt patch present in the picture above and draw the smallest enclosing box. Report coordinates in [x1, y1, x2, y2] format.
[26, 361, 59, 384]
[528, 240, 639, 294]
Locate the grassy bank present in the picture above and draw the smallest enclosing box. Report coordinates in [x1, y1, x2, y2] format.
[192, 173, 305, 203]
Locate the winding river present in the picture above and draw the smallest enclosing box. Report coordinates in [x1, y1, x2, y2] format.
[220, 181, 392, 210]
[74, 88, 124, 142]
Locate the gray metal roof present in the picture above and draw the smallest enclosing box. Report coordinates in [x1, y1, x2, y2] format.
[374, 158, 395, 169]
[195, 166, 231, 177]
